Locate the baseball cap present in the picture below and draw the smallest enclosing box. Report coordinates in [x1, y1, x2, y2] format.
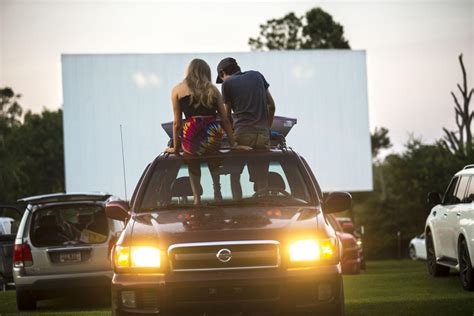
[216, 57, 238, 84]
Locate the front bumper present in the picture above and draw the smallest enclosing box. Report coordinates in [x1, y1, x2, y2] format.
[112, 265, 343, 315]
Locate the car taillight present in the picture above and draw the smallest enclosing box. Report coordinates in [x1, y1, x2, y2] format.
[13, 243, 33, 267]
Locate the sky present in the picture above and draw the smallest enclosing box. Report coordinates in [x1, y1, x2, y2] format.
[0, 0, 473, 151]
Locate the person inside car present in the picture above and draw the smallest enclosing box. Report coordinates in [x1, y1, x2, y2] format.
[216, 57, 276, 199]
[165, 59, 236, 205]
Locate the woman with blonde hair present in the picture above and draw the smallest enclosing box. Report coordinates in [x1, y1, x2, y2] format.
[166, 59, 236, 204]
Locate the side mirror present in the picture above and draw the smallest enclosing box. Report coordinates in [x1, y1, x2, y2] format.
[323, 192, 352, 214]
[427, 192, 442, 207]
[105, 200, 130, 222]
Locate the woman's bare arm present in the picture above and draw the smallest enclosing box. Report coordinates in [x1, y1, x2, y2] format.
[171, 86, 182, 153]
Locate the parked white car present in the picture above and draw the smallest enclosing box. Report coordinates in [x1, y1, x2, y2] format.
[425, 164, 474, 291]
[408, 233, 426, 260]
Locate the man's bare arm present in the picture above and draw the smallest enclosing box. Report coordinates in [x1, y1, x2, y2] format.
[224, 103, 234, 128]
[266, 90, 276, 128]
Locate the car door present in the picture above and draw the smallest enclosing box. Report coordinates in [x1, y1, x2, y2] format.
[445, 175, 470, 259]
[457, 176, 474, 262]
[433, 176, 459, 258]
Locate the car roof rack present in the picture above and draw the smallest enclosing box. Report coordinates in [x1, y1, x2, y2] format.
[463, 164, 474, 170]
[18, 192, 111, 204]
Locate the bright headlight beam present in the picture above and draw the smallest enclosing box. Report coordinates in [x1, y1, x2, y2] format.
[131, 246, 161, 268]
[289, 240, 320, 262]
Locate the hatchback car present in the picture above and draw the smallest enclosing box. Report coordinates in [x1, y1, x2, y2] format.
[106, 147, 351, 316]
[13, 193, 124, 310]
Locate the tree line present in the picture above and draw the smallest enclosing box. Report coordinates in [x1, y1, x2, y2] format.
[0, 88, 64, 203]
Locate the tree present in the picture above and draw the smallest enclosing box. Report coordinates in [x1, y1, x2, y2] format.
[371, 127, 392, 158]
[301, 8, 350, 49]
[0, 109, 64, 203]
[0, 87, 23, 130]
[442, 54, 474, 158]
[249, 7, 350, 50]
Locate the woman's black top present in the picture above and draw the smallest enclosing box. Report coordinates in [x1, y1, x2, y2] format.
[179, 95, 217, 119]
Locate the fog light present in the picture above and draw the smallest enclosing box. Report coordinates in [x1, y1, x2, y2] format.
[121, 291, 136, 308]
[318, 284, 332, 301]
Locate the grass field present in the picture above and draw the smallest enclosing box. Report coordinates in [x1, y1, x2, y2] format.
[0, 260, 472, 316]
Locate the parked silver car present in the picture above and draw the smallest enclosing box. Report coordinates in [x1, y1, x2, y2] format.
[13, 193, 123, 310]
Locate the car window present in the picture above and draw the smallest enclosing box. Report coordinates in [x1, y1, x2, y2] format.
[443, 176, 459, 205]
[455, 176, 470, 203]
[30, 205, 109, 247]
[139, 155, 313, 211]
[464, 176, 474, 202]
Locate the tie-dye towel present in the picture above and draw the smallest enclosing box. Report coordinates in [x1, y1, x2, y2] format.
[181, 116, 224, 155]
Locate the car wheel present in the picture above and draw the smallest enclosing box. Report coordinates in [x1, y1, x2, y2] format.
[458, 239, 474, 291]
[409, 245, 417, 260]
[16, 290, 37, 310]
[426, 231, 450, 277]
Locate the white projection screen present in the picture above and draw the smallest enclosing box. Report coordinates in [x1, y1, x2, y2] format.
[62, 50, 372, 199]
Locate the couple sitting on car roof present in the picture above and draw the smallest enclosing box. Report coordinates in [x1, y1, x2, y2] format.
[165, 57, 277, 205]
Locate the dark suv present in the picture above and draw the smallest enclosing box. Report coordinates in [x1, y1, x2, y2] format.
[106, 148, 351, 315]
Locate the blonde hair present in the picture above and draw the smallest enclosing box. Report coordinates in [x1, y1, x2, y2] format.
[185, 59, 219, 109]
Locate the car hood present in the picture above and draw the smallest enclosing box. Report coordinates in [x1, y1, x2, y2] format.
[128, 206, 324, 249]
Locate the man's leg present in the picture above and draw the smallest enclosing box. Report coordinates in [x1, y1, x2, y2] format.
[249, 133, 270, 193]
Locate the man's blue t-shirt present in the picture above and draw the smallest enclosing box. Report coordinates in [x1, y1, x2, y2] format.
[221, 70, 270, 135]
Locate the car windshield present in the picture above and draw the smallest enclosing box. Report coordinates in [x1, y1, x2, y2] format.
[138, 154, 314, 212]
[30, 204, 109, 247]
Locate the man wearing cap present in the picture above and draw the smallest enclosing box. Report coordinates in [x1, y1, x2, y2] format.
[216, 57, 276, 148]
[216, 57, 276, 199]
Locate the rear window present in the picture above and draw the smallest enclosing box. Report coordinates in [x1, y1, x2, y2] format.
[30, 205, 109, 247]
[139, 154, 314, 211]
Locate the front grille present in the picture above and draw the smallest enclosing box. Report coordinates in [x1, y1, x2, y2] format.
[172, 284, 280, 302]
[168, 241, 280, 271]
[136, 289, 159, 309]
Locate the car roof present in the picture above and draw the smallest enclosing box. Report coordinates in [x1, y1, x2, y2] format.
[18, 192, 112, 205]
[157, 147, 297, 162]
[455, 165, 474, 177]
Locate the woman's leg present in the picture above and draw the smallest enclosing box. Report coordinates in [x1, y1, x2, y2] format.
[187, 161, 201, 205]
[208, 159, 222, 202]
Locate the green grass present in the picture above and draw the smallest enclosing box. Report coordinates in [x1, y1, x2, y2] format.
[344, 260, 474, 315]
[0, 260, 472, 315]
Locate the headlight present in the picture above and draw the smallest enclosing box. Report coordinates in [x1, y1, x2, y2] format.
[114, 246, 161, 269]
[289, 239, 336, 262]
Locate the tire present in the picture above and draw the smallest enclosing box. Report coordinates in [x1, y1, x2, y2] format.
[409, 245, 417, 260]
[458, 239, 474, 291]
[426, 231, 450, 277]
[16, 289, 37, 310]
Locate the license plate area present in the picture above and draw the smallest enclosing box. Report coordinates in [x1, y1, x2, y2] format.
[47, 248, 92, 263]
[59, 251, 81, 263]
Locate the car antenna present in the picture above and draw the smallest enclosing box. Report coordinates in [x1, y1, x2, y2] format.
[120, 124, 128, 201]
